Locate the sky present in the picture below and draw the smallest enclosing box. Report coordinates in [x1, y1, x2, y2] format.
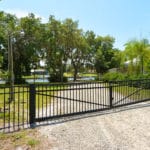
[1, 0, 150, 50]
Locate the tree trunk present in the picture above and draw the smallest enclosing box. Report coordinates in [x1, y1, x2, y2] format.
[73, 68, 78, 81]
[141, 56, 144, 74]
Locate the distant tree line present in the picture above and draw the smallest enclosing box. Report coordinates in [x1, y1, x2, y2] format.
[0, 11, 150, 83]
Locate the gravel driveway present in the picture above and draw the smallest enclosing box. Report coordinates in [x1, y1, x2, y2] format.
[38, 102, 150, 150]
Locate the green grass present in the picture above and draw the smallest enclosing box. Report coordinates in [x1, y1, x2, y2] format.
[22, 75, 42, 79]
[80, 73, 98, 77]
[27, 139, 39, 147]
[0, 85, 66, 124]
[64, 72, 73, 77]
[64, 72, 98, 77]
[113, 84, 150, 100]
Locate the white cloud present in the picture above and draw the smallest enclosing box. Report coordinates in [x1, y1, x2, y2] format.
[6, 9, 28, 18]
[5, 9, 48, 23]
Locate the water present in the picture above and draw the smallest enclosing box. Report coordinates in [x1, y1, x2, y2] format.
[0, 80, 6, 84]
[26, 78, 49, 83]
[68, 76, 95, 81]
[0, 76, 95, 84]
[26, 77, 95, 83]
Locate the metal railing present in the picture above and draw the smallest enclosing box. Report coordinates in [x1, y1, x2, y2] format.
[0, 79, 150, 132]
[0, 85, 30, 132]
[110, 79, 150, 107]
[34, 82, 110, 123]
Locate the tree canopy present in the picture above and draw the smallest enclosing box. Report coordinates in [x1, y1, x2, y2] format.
[1, 11, 150, 83]
[124, 39, 150, 75]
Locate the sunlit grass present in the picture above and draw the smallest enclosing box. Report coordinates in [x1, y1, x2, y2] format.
[113, 84, 150, 100]
[64, 72, 98, 77]
[80, 73, 98, 77]
[0, 84, 66, 124]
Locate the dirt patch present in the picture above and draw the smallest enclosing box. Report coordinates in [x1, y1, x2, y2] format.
[0, 129, 52, 150]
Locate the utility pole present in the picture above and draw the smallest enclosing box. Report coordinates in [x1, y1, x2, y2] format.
[8, 33, 14, 102]
[7, 30, 24, 102]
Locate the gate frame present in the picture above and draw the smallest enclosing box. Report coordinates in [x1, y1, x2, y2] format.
[28, 80, 150, 127]
[29, 83, 111, 125]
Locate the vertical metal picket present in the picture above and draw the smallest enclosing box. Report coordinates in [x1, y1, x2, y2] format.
[109, 82, 113, 108]
[29, 84, 36, 127]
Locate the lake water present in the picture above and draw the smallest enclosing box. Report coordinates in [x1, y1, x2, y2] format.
[26, 77, 95, 83]
[68, 76, 95, 81]
[0, 80, 6, 84]
[0, 76, 95, 84]
[26, 78, 49, 83]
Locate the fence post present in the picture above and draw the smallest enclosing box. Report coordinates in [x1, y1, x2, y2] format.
[29, 84, 36, 127]
[109, 83, 113, 108]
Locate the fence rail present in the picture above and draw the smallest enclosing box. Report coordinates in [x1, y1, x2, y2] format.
[0, 79, 150, 132]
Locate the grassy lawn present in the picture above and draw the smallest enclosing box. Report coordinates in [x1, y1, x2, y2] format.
[113, 84, 150, 101]
[22, 75, 42, 79]
[0, 86, 29, 128]
[0, 84, 66, 127]
[64, 72, 98, 77]
[80, 73, 98, 77]
[64, 72, 73, 77]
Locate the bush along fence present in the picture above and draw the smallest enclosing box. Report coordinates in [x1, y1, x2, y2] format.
[0, 79, 150, 132]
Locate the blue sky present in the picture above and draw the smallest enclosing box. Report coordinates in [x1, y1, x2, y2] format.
[1, 0, 150, 50]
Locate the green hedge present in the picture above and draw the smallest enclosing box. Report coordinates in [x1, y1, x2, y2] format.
[102, 72, 150, 81]
[102, 72, 125, 81]
[48, 74, 68, 82]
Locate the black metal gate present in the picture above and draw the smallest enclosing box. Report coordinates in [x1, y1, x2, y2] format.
[1, 79, 150, 132]
[30, 80, 150, 125]
[32, 82, 111, 124]
[111, 80, 150, 107]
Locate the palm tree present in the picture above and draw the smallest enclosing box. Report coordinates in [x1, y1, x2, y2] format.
[124, 40, 137, 74]
[134, 39, 150, 74]
[124, 39, 150, 74]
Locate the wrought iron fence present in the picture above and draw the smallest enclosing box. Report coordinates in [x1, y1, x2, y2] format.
[0, 79, 150, 132]
[110, 79, 150, 107]
[34, 82, 110, 123]
[0, 85, 30, 132]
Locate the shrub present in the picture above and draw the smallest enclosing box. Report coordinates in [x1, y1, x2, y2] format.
[48, 74, 68, 82]
[126, 73, 150, 80]
[102, 72, 125, 81]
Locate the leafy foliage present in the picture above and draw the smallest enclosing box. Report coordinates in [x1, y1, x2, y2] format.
[102, 72, 125, 81]
[1, 10, 150, 83]
[124, 39, 150, 75]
